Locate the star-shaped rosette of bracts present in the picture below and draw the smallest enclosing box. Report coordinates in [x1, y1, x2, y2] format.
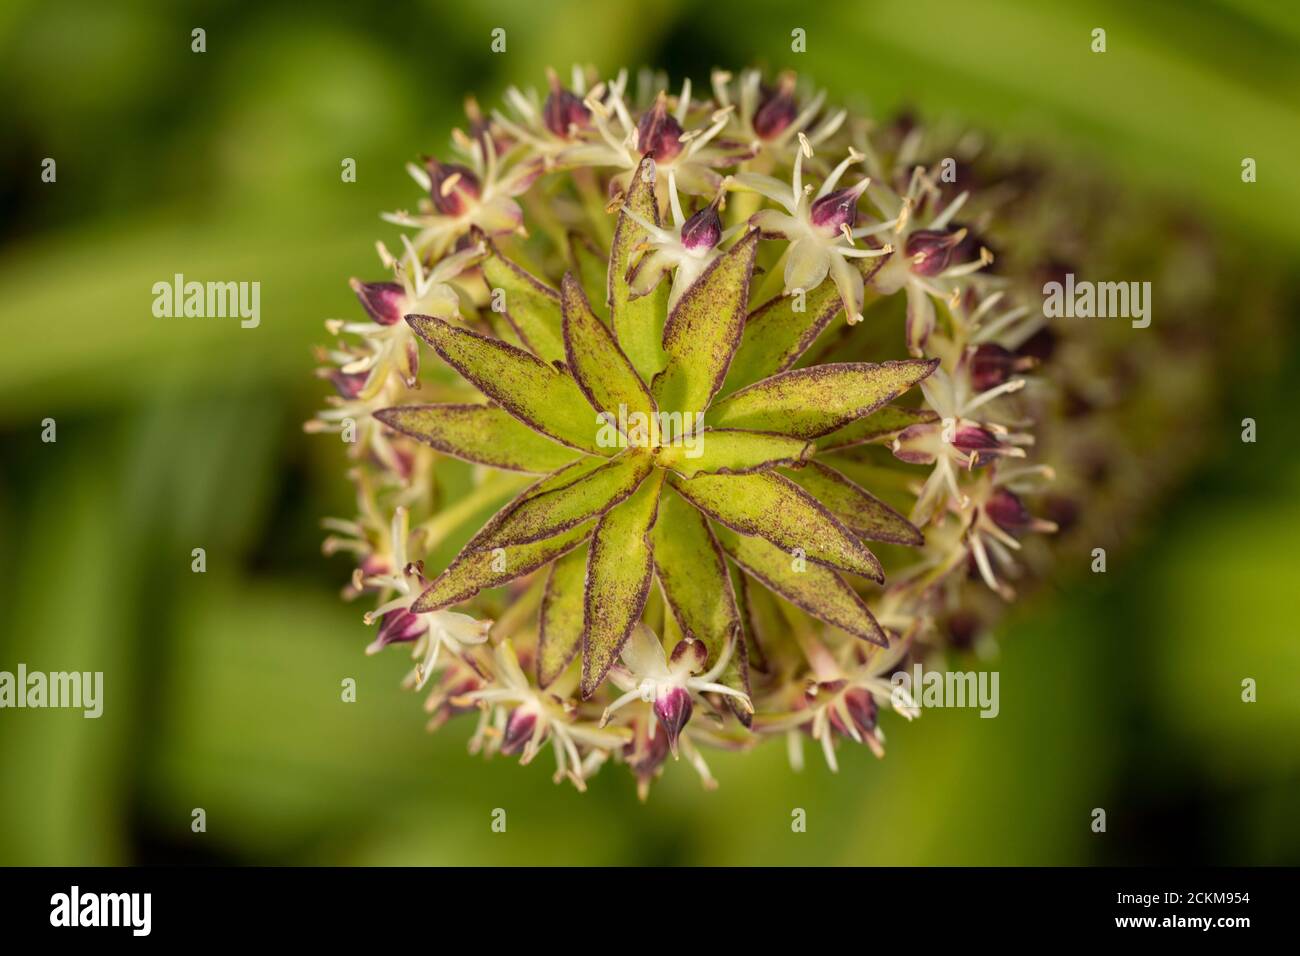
[372, 157, 937, 775]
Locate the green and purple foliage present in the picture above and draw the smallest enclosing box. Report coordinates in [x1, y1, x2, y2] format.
[308, 67, 1123, 796]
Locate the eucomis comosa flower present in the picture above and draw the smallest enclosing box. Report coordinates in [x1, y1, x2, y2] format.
[306, 65, 1211, 796]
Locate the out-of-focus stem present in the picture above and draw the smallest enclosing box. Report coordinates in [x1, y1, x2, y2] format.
[778, 600, 840, 681]
[418, 471, 532, 549]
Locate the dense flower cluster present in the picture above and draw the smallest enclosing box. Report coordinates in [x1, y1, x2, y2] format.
[308, 67, 1174, 797]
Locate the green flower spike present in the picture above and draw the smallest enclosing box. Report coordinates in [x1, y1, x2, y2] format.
[378, 157, 936, 706]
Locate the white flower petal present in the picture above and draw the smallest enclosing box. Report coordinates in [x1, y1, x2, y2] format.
[783, 237, 831, 295]
[829, 253, 866, 324]
[619, 623, 671, 680]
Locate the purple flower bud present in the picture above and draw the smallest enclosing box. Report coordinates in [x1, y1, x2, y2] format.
[327, 368, 369, 400]
[890, 423, 938, 465]
[953, 425, 1003, 467]
[1043, 494, 1079, 534]
[652, 685, 694, 755]
[453, 231, 482, 255]
[807, 678, 847, 703]
[985, 488, 1033, 532]
[680, 203, 722, 252]
[969, 344, 1017, 392]
[624, 719, 670, 773]
[905, 228, 967, 276]
[463, 96, 499, 154]
[368, 608, 427, 654]
[953, 424, 1001, 452]
[543, 77, 590, 139]
[426, 159, 481, 216]
[358, 553, 390, 580]
[753, 74, 798, 140]
[1036, 258, 1073, 291]
[443, 674, 485, 716]
[388, 444, 416, 481]
[501, 707, 538, 755]
[1017, 326, 1057, 364]
[636, 97, 683, 162]
[829, 687, 878, 740]
[890, 110, 918, 142]
[350, 278, 406, 326]
[669, 637, 708, 674]
[405, 338, 421, 383]
[952, 225, 992, 269]
[809, 178, 870, 232]
[946, 611, 981, 650]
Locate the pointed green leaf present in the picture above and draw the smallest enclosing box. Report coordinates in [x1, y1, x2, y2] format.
[721, 278, 843, 394]
[815, 404, 939, 452]
[480, 242, 566, 363]
[374, 403, 580, 473]
[569, 232, 609, 322]
[652, 229, 760, 416]
[658, 428, 813, 478]
[719, 622, 752, 726]
[652, 486, 741, 668]
[581, 471, 665, 697]
[407, 315, 608, 455]
[713, 525, 886, 645]
[669, 471, 883, 580]
[561, 273, 655, 420]
[474, 450, 652, 549]
[784, 461, 923, 546]
[706, 359, 938, 438]
[537, 544, 589, 687]
[412, 521, 594, 612]
[610, 156, 668, 381]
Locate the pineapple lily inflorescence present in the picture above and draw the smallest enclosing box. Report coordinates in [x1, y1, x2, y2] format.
[310, 66, 1069, 796]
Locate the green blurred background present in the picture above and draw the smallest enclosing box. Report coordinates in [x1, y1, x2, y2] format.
[1, 0, 1297, 865]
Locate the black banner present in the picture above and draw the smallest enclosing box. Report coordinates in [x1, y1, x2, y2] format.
[0, 866, 1285, 940]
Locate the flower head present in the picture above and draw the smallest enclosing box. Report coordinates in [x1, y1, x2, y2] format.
[305, 64, 1133, 794]
[542, 68, 591, 140]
